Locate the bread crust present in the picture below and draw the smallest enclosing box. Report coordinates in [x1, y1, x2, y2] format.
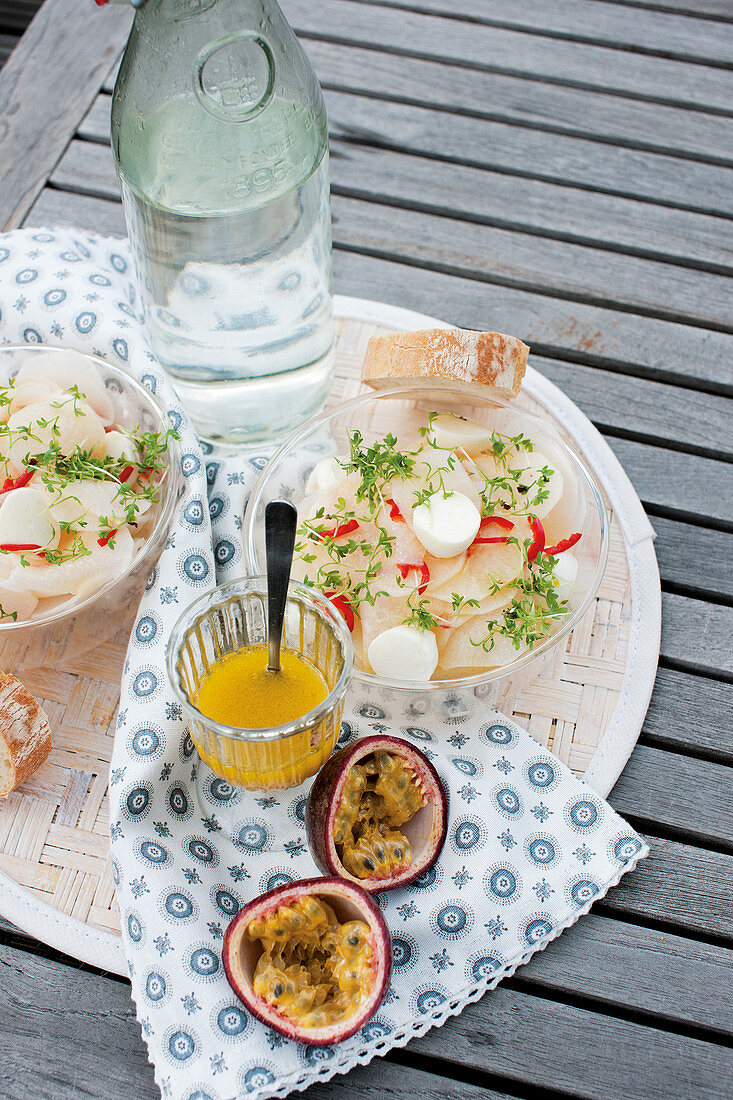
[0, 669, 52, 798]
[361, 328, 529, 399]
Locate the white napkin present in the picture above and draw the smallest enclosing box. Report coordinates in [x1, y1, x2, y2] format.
[0, 228, 648, 1100]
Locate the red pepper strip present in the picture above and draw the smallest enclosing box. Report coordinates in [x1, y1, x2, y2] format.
[97, 529, 118, 548]
[527, 515, 545, 562]
[324, 590, 355, 632]
[544, 532, 582, 556]
[0, 466, 35, 497]
[472, 536, 510, 545]
[120, 465, 135, 484]
[479, 515, 514, 531]
[318, 518, 359, 541]
[397, 561, 430, 595]
[385, 497, 404, 522]
[0, 543, 42, 552]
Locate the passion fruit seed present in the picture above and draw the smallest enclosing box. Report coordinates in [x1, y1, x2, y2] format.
[332, 752, 427, 881]
[247, 896, 373, 1029]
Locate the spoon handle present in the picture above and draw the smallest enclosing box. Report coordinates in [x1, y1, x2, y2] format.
[265, 500, 298, 673]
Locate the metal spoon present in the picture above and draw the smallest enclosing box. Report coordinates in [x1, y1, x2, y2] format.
[265, 499, 298, 673]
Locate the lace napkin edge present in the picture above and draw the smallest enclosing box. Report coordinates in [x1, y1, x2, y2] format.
[136, 841, 649, 1100]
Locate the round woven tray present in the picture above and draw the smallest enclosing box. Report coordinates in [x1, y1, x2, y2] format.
[0, 298, 660, 974]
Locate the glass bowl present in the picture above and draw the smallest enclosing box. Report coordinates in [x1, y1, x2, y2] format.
[166, 576, 354, 791]
[0, 345, 182, 668]
[243, 383, 609, 709]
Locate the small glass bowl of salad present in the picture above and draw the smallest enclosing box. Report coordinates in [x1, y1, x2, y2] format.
[244, 383, 608, 709]
[0, 345, 182, 667]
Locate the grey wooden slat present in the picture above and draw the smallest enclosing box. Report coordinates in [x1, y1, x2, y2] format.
[327, 194, 733, 331]
[300, 38, 733, 164]
[0, 0, 131, 230]
[520, 912, 733, 1035]
[0, 938, 516, 1100]
[1, 936, 730, 1100]
[29, 186, 733, 392]
[0, 3, 41, 35]
[609, 744, 733, 847]
[0, 32, 15, 65]
[659, 591, 733, 677]
[530, 355, 733, 457]
[651, 517, 733, 604]
[643, 667, 733, 762]
[281, 0, 733, 112]
[407, 981, 732, 1100]
[602, 833, 733, 938]
[365, 0, 733, 63]
[54, 131, 733, 274]
[82, 86, 733, 219]
[607, 0, 733, 17]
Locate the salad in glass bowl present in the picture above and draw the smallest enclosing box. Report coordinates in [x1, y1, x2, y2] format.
[244, 384, 608, 696]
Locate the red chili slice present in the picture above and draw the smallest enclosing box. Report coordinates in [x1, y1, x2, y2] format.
[0, 542, 42, 552]
[397, 561, 430, 595]
[317, 519, 359, 541]
[386, 497, 404, 522]
[479, 515, 514, 531]
[324, 590, 355, 632]
[97, 529, 118, 548]
[0, 466, 35, 496]
[120, 465, 135, 484]
[527, 515, 546, 562]
[544, 532, 582, 556]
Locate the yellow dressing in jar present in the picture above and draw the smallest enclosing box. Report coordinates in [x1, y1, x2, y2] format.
[196, 644, 327, 729]
[192, 643, 338, 790]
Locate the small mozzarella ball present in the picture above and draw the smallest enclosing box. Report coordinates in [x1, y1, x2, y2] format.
[412, 491, 480, 558]
[429, 413, 493, 453]
[552, 550, 578, 603]
[304, 456, 342, 495]
[104, 430, 134, 463]
[0, 487, 57, 549]
[368, 624, 439, 681]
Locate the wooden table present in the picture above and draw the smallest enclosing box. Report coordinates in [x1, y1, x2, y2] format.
[1, 1, 732, 1097]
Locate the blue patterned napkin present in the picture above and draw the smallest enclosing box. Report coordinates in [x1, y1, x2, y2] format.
[0, 228, 648, 1100]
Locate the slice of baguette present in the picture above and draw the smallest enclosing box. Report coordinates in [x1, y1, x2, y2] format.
[0, 670, 52, 799]
[361, 327, 529, 399]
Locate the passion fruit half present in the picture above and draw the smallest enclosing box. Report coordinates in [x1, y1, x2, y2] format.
[222, 877, 391, 1047]
[306, 734, 448, 892]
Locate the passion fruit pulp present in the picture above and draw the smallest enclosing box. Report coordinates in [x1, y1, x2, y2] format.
[223, 877, 391, 1046]
[307, 735, 448, 892]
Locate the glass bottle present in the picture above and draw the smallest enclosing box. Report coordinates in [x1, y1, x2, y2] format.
[111, 0, 334, 445]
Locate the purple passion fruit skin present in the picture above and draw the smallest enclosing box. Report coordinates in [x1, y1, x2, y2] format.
[306, 734, 448, 893]
[222, 877, 392, 1047]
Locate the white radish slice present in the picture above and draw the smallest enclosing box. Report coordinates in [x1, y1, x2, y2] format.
[304, 456, 344, 495]
[428, 413, 494, 454]
[15, 350, 116, 424]
[104, 430, 136, 464]
[0, 579, 38, 620]
[412, 491, 480, 558]
[7, 380, 63, 418]
[438, 611, 530, 672]
[428, 540, 523, 603]
[0, 487, 58, 550]
[11, 527, 134, 599]
[368, 623, 438, 681]
[423, 551, 466, 593]
[6, 395, 107, 472]
[551, 550, 578, 603]
[48, 478, 151, 532]
[470, 448, 563, 520]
